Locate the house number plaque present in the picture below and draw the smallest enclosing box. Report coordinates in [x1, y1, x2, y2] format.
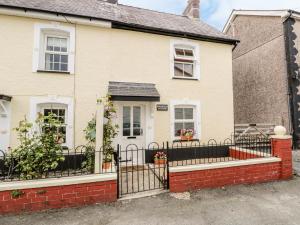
[156, 104, 168, 111]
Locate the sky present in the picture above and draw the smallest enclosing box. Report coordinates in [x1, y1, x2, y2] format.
[119, 0, 300, 30]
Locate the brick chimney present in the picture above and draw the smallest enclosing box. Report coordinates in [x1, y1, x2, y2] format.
[183, 0, 200, 19]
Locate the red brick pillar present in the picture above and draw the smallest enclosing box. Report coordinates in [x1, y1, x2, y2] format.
[271, 134, 293, 180]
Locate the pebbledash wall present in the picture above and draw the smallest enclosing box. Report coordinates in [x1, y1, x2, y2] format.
[169, 135, 293, 192]
[0, 135, 293, 215]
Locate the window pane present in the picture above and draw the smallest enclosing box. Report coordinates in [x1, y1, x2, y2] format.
[184, 64, 193, 77]
[61, 55, 68, 63]
[175, 108, 183, 120]
[184, 49, 194, 57]
[133, 106, 141, 136]
[174, 122, 184, 136]
[184, 108, 193, 119]
[54, 54, 60, 63]
[174, 63, 183, 77]
[54, 63, 60, 71]
[184, 122, 194, 130]
[61, 64, 68, 71]
[123, 106, 131, 136]
[175, 48, 184, 56]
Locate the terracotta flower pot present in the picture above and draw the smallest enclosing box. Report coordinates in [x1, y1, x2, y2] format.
[102, 162, 112, 170]
[154, 159, 167, 165]
[181, 135, 193, 141]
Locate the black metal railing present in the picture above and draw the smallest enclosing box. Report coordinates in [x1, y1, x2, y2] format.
[166, 134, 272, 167]
[0, 146, 115, 182]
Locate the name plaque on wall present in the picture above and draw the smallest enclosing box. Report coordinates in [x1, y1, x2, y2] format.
[156, 104, 168, 111]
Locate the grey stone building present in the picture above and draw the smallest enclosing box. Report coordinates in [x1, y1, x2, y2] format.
[224, 10, 300, 147]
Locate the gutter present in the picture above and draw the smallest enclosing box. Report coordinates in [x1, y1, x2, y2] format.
[0, 4, 239, 45]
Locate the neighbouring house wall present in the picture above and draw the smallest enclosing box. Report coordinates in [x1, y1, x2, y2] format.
[226, 16, 290, 131]
[288, 18, 300, 146]
[0, 14, 234, 149]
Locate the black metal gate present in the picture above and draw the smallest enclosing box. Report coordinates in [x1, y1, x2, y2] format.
[116, 143, 169, 198]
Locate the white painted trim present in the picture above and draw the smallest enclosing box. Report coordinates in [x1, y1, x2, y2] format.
[229, 146, 272, 157]
[169, 157, 281, 173]
[270, 135, 293, 140]
[0, 100, 11, 151]
[170, 39, 200, 80]
[33, 23, 76, 74]
[0, 8, 111, 28]
[145, 102, 155, 147]
[0, 173, 117, 192]
[29, 96, 74, 149]
[170, 99, 201, 141]
[223, 10, 290, 33]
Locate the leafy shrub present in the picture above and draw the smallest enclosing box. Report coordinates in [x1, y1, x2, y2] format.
[6, 113, 65, 179]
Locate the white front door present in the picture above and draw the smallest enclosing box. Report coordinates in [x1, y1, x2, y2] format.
[115, 102, 146, 148]
[0, 101, 11, 151]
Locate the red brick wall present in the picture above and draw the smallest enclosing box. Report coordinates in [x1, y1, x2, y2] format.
[170, 137, 293, 193]
[170, 162, 281, 192]
[0, 179, 117, 215]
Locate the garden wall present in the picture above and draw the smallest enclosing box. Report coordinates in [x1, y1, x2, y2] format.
[0, 173, 117, 215]
[169, 136, 293, 192]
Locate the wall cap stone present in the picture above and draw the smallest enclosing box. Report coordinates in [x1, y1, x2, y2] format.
[0, 173, 117, 191]
[169, 157, 281, 173]
[270, 135, 293, 140]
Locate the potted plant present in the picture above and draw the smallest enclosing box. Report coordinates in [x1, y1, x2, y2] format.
[102, 154, 113, 170]
[154, 151, 167, 165]
[180, 129, 194, 141]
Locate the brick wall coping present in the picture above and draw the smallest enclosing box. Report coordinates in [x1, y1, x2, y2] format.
[229, 146, 272, 157]
[0, 173, 117, 191]
[169, 157, 281, 173]
[270, 135, 292, 140]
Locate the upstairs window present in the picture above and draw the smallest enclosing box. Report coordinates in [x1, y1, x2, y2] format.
[174, 47, 195, 78]
[33, 24, 75, 74]
[171, 41, 200, 80]
[45, 37, 69, 72]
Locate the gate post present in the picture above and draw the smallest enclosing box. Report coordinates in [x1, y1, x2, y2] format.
[95, 100, 104, 174]
[116, 144, 120, 199]
[166, 141, 170, 189]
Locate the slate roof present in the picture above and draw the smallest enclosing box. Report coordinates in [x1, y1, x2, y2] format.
[108, 82, 160, 99]
[0, 0, 237, 44]
[0, 94, 12, 101]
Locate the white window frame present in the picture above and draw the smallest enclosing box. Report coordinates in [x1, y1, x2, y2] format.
[170, 40, 200, 80]
[30, 96, 74, 149]
[174, 106, 196, 137]
[40, 103, 68, 144]
[170, 100, 201, 141]
[0, 100, 11, 151]
[33, 23, 75, 74]
[44, 35, 70, 72]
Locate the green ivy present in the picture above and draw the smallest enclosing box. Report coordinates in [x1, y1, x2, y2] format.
[11, 190, 24, 198]
[6, 113, 65, 179]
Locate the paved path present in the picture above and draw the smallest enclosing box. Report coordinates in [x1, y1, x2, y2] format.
[1, 177, 300, 225]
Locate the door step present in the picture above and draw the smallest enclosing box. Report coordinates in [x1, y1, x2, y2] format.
[118, 189, 169, 201]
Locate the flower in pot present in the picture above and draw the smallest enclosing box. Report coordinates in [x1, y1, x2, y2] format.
[154, 151, 167, 166]
[180, 129, 194, 141]
[102, 154, 113, 170]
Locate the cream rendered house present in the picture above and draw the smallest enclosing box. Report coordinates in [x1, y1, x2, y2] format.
[0, 0, 238, 151]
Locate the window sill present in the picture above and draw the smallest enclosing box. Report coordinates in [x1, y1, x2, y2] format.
[37, 70, 71, 75]
[172, 77, 199, 81]
[173, 139, 200, 143]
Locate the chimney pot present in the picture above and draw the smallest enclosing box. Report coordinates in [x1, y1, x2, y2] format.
[183, 0, 200, 20]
